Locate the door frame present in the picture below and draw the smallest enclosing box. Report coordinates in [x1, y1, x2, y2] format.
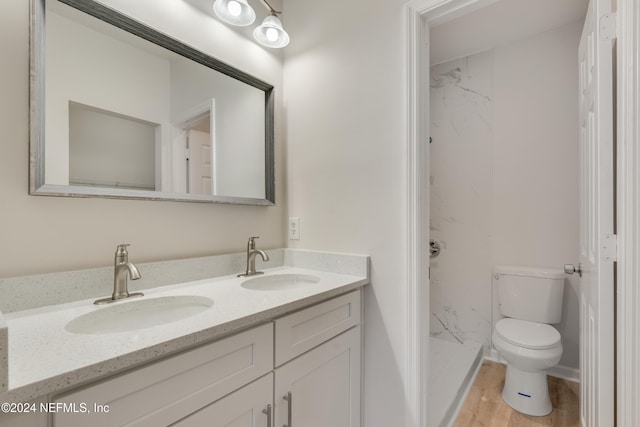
[614, 2, 640, 425]
[404, 1, 498, 425]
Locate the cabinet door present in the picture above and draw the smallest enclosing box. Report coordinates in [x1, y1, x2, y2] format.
[274, 327, 361, 427]
[172, 373, 273, 427]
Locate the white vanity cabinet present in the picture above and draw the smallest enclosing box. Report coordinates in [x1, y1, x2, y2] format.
[173, 289, 362, 427]
[4, 289, 363, 427]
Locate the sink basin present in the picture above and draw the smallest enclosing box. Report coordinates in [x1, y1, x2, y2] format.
[241, 274, 320, 291]
[65, 295, 214, 334]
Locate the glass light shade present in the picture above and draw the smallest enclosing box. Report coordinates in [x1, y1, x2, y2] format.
[213, 0, 256, 26]
[253, 15, 290, 48]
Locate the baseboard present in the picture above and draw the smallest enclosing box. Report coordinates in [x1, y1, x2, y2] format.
[548, 364, 580, 382]
[486, 349, 580, 383]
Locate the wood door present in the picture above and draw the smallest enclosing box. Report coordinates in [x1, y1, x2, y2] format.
[578, 0, 615, 425]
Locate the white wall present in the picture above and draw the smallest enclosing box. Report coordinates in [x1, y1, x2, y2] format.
[429, 21, 582, 370]
[0, 0, 285, 278]
[283, 0, 408, 425]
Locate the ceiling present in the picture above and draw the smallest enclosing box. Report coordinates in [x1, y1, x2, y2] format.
[430, 0, 590, 65]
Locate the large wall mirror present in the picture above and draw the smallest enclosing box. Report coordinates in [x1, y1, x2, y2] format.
[30, 0, 275, 205]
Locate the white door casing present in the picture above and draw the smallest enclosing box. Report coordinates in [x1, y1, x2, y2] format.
[405, 1, 495, 425]
[578, 1, 615, 425]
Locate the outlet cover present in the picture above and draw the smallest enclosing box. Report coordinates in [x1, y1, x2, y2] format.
[289, 217, 300, 240]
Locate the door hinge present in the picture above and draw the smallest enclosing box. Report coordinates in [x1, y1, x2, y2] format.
[601, 233, 617, 262]
[600, 12, 616, 41]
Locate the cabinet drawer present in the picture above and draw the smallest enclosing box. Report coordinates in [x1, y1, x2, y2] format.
[275, 290, 361, 366]
[52, 323, 273, 427]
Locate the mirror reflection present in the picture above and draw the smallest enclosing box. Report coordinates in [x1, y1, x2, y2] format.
[31, 0, 274, 204]
[68, 102, 158, 191]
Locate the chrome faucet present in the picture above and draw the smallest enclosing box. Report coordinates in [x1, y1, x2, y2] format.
[94, 244, 143, 304]
[238, 236, 270, 277]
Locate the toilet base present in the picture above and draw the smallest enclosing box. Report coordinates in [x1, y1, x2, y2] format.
[501, 364, 552, 416]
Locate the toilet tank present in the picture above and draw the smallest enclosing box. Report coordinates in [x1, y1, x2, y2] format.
[494, 266, 565, 324]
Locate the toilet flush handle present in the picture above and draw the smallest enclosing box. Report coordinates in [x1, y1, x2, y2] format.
[564, 263, 582, 278]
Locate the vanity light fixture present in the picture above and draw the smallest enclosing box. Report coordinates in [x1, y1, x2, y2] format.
[253, 13, 289, 48]
[213, 0, 256, 26]
[212, 0, 290, 48]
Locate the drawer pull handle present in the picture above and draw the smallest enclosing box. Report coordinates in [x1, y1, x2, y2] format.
[262, 404, 272, 427]
[283, 392, 292, 427]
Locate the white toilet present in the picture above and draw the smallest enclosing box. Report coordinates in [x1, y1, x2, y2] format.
[492, 265, 565, 416]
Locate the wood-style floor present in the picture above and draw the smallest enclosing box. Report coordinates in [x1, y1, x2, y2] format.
[453, 360, 580, 427]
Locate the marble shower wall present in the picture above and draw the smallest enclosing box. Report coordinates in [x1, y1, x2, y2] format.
[429, 51, 493, 351]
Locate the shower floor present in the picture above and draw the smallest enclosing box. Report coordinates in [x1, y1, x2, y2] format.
[429, 337, 483, 427]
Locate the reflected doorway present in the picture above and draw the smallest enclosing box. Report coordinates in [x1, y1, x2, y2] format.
[185, 115, 213, 195]
[173, 99, 216, 196]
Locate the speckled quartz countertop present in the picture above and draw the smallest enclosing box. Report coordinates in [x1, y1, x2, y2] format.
[0, 250, 369, 403]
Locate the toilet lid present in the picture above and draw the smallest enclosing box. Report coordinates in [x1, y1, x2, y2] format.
[495, 318, 561, 350]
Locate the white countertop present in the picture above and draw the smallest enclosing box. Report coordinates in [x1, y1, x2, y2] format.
[1, 266, 368, 403]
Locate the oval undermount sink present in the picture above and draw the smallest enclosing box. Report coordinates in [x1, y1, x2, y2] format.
[65, 295, 214, 334]
[241, 273, 320, 291]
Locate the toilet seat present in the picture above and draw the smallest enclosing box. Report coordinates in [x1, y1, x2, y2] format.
[495, 318, 560, 350]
